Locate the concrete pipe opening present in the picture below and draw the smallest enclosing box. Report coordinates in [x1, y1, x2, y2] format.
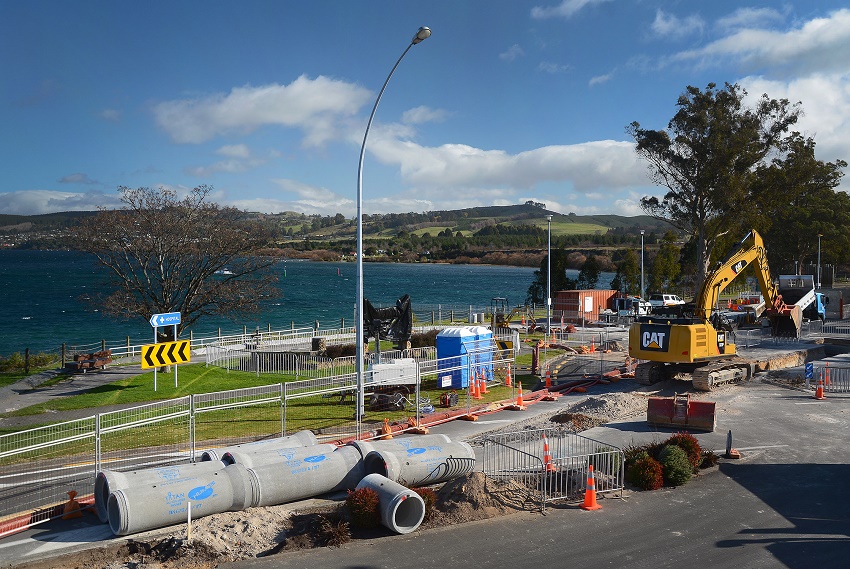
[355, 473, 425, 535]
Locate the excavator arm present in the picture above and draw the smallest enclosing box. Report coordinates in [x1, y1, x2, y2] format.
[695, 230, 781, 322]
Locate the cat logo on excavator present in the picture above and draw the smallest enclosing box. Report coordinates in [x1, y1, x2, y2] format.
[640, 324, 670, 352]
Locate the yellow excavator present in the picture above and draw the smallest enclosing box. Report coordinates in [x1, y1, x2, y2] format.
[628, 229, 799, 391]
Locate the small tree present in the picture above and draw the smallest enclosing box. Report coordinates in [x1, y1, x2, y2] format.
[576, 255, 601, 289]
[71, 186, 279, 339]
[527, 249, 577, 304]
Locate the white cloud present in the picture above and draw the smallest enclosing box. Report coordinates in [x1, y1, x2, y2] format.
[499, 44, 525, 62]
[368, 135, 646, 194]
[539, 61, 570, 74]
[401, 106, 448, 125]
[739, 72, 850, 169]
[650, 9, 705, 40]
[531, 0, 613, 20]
[716, 7, 786, 32]
[216, 144, 251, 158]
[668, 8, 850, 76]
[589, 72, 614, 86]
[0, 190, 120, 214]
[152, 75, 373, 145]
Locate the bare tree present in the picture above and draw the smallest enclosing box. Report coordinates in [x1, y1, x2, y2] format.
[71, 186, 279, 339]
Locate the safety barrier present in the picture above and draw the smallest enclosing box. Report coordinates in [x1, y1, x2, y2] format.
[806, 363, 850, 394]
[480, 427, 624, 512]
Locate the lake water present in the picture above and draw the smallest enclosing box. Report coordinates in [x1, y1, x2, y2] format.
[0, 250, 614, 355]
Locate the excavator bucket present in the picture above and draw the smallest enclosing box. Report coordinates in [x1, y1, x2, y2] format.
[647, 394, 716, 432]
[771, 305, 802, 338]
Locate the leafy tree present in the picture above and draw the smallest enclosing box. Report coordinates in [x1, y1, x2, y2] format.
[576, 255, 601, 289]
[648, 231, 681, 294]
[615, 249, 641, 294]
[748, 134, 848, 273]
[71, 186, 278, 339]
[627, 82, 801, 292]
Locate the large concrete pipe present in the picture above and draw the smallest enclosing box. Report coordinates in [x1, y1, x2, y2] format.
[355, 473, 425, 535]
[346, 434, 452, 459]
[222, 443, 338, 468]
[107, 462, 256, 536]
[94, 460, 226, 523]
[251, 445, 364, 507]
[200, 430, 318, 461]
[362, 439, 476, 487]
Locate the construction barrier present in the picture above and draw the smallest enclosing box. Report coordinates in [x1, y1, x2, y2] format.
[480, 427, 623, 512]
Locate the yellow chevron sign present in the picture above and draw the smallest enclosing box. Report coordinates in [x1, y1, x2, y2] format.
[141, 340, 191, 369]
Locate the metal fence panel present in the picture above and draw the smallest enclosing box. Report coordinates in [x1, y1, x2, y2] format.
[194, 385, 284, 451]
[807, 364, 850, 393]
[480, 427, 624, 512]
[0, 417, 97, 534]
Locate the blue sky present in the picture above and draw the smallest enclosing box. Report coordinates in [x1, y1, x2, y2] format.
[2, 0, 849, 217]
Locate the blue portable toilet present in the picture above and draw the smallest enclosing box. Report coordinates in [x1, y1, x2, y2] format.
[469, 326, 494, 380]
[436, 327, 475, 389]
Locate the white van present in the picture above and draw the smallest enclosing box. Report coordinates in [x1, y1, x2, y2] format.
[648, 293, 685, 311]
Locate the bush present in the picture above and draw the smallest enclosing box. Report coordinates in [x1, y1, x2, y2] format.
[625, 453, 664, 490]
[317, 513, 351, 547]
[664, 432, 702, 471]
[345, 487, 381, 529]
[409, 329, 438, 348]
[659, 445, 692, 487]
[412, 487, 437, 521]
[700, 449, 719, 468]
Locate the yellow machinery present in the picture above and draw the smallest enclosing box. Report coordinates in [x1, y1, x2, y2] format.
[629, 230, 798, 391]
[490, 297, 530, 331]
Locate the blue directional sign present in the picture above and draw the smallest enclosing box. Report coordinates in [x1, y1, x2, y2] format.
[149, 312, 181, 327]
[805, 362, 814, 380]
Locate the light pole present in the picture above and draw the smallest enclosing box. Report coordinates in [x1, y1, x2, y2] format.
[355, 26, 431, 433]
[640, 230, 645, 299]
[546, 215, 552, 360]
[817, 233, 823, 289]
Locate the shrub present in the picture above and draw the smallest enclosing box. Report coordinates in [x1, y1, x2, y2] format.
[345, 487, 380, 529]
[659, 445, 692, 487]
[700, 449, 719, 469]
[412, 487, 437, 521]
[625, 453, 664, 490]
[317, 514, 351, 547]
[664, 432, 702, 471]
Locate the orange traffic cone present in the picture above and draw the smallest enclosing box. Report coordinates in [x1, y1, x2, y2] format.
[479, 372, 489, 394]
[825, 363, 831, 386]
[542, 434, 557, 472]
[590, 338, 595, 353]
[814, 379, 826, 400]
[545, 368, 552, 388]
[508, 381, 525, 411]
[580, 465, 602, 511]
[521, 315, 526, 326]
[505, 365, 512, 388]
[380, 418, 393, 440]
[551, 329, 556, 343]
[62, 490, 83, 519]
[471, 374, 482, 400]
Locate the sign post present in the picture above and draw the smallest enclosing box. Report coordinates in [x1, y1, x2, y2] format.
[148, 312, 184, 390]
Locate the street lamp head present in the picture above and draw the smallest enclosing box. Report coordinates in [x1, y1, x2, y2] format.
[640, 229, 645, 235]
[546, 215, 552, 221]
[412, 27, 431, 44]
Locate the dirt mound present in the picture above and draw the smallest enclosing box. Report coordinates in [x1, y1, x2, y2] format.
[425, 472, 530, 526]
[559, 393, 646, 420]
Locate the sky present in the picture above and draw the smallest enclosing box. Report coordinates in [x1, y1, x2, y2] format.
[2, 0, 850, 218]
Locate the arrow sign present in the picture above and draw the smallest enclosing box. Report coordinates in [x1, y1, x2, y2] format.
[142, 339, 191, 369]
[149, 312, 181, 327]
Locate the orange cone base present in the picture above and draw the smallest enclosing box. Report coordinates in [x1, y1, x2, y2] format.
[725, 448, 741, 459]
[814, 390, 826, 400]
[459, 414, 479, 421]
[580, 490, 602, 511]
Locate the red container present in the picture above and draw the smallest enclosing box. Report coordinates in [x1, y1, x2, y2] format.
[553, 290, 617, 323]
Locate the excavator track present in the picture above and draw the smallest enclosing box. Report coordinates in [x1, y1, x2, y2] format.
[635, 361, 668, 385]
[691, 357, 753, 392]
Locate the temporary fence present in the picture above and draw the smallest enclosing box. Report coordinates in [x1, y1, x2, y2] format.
[0, 341, 514, 536]
[806, 363, 850, 394]
[479, 426, 624, 512]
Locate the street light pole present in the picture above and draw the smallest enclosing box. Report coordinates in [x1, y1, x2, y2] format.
[355, 27, 431, 435]
[640, 230, 645, 300]
[546, 215, 552, 361]
[817, 233, 823, 289]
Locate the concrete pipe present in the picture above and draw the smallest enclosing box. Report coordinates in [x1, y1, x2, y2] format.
[107, 462, 257, 536]
[346, 434, 452, 459]
[251, 445, 364, 507]
[363, 439, 476, 487]
[94, 460, 226, 523]
[355, 473, 425, 535]
[200, 429, 318, 462]
[222, 443, 338, 468]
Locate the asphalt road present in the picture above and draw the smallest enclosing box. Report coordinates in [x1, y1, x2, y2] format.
[224, 379, 850, 569]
